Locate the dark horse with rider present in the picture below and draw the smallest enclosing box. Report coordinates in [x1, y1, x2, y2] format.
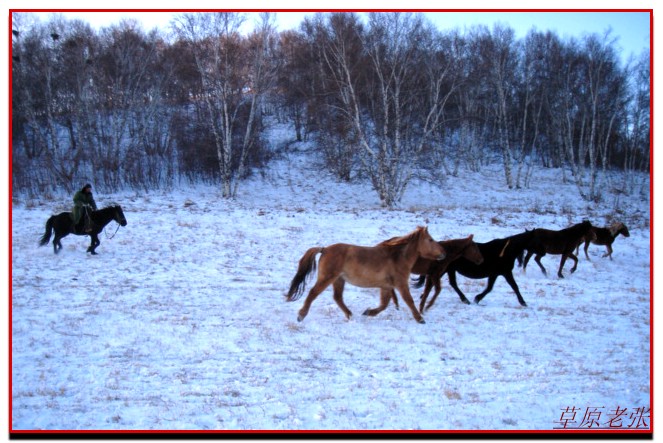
[39, 184, 127, 255]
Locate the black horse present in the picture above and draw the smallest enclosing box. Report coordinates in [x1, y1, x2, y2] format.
[416, 230, 535, 309]
[39, 205, 127, 254]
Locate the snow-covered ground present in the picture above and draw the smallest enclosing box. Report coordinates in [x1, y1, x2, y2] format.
[11, 127, 651, 432]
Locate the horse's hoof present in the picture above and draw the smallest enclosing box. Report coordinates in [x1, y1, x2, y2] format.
[520, 301, 528, 307]
[462, 299, 471, 305]
[296, 314, 304, 322]
[362, 309, 375, 317]
[417, 318, 426, 324]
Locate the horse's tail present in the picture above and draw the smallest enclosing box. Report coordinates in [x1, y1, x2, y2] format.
[285, 247, 324, 302]
[411, 274, 426, 289]
[39, 216, 55, 247]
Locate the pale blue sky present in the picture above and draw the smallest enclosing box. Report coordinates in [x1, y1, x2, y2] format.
[24, 10, 651, 63]
[425, 12, 650, 58]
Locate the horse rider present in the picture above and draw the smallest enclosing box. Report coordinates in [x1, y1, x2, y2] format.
[72, 183, 97, 233]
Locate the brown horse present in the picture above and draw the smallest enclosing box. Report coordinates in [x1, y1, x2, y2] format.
[523, 220, 596, 278]
[386, 236, 483, 312]
[285, 226, 446, 324]
[415, 235, 484, 312]
[576, 222, 630, 260]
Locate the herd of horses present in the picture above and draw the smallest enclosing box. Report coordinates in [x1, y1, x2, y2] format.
[36, 204, 631, 325]
[286, 221, 630, 324]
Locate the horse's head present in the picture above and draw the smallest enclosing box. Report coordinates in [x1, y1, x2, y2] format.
[614, 222, 630, 238]
[113, 205, 128, 227]
[417, 226, 446, 261]
[461, 235, 484, 264]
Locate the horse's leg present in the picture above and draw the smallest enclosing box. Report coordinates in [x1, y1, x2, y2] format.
[603, 244, 613, 260]
[522, 250, 534, 271]
[87, 234, 100, 255]
[297, 276, 336, 322]
[502, 271, 527, 307]
[534, 254, 548, 276]
[423, 274, 444, 312]
[583, 240, 591, 260]
[53, 235, 61, 254]
[447, 270, 472, 305]
[52, 226, 66, 254]
[331, 278, 353, 320]
[568, 251, 579, 273]
[390, 289, 400, 310]
[473, 275, 497, 304]
[557, 253, 574, 278]
[418, 275, 435, 313]
[394, 284, 425, 324]
[363, 288, 393, 318]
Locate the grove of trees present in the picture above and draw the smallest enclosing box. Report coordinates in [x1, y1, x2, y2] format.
[11, 12, 650, 206]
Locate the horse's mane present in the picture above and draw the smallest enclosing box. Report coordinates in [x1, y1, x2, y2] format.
[97, 203, 121, 211]
[440, 236, 473, 253]
[608, 221, 626, 236]
[379, 226, 426, 247]
[561, 220, 592, 233]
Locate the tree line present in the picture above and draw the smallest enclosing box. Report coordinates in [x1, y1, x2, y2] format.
[11, 12, 650, 206]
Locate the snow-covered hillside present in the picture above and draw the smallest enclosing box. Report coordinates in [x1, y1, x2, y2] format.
[11, 127, 651, 432]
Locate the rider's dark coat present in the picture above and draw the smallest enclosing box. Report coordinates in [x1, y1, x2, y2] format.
[72, 188, 97, 224]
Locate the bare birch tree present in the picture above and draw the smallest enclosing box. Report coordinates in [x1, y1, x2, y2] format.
[479, 24, 519, 189]
[320, 12, 455, 207]
[173, 12, 274, 198]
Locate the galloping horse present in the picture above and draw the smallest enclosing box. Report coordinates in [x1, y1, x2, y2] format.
[285, 226, 446, 324]
[576, 221, 630, 260]
[436, 230, 536, 307]
[39, 205, 127, 254]
[523, 220, 595, 278]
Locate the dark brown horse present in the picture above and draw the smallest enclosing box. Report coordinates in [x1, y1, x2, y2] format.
[285, 226, 446, 324]
[415, 235, 484, 312]
[523, 220, 596, 278]
[386, 236, 483, 312]
[576, 221, 630, 260]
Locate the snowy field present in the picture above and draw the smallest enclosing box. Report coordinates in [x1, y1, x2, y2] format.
[11, 130, 651, 432]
